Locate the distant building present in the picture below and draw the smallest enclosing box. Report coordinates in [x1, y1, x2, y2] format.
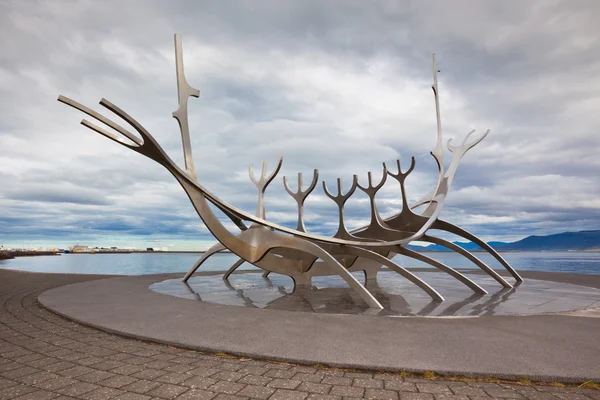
[146, 248, 154, 252]
[71, 245, 89, 253]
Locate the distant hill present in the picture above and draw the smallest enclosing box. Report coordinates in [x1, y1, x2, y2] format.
[406, 230, 600, 252]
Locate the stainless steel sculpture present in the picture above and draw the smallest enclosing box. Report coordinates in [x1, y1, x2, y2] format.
[58, 35, 523, 310]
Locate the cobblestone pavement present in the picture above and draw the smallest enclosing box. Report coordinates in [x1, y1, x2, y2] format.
[1, 269, 598, 400]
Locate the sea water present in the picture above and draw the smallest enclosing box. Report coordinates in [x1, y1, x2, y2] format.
[1, 251, 599, 275]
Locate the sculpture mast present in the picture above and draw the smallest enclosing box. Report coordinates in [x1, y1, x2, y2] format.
[431, 53, 443, 173]
[173, 33, 200, 181]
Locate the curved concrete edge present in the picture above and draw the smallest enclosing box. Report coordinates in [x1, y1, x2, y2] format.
[38, 272, 600, 383]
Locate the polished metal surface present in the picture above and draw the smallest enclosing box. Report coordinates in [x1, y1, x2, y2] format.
[58, 35, 524, 310]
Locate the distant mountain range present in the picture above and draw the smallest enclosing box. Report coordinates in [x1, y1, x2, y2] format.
[406, 230, 600, 252]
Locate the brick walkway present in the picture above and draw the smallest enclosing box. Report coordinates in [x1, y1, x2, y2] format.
[0, 269, 598, 400]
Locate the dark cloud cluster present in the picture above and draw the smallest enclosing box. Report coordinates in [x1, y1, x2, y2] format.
[1, 1, 599, 249]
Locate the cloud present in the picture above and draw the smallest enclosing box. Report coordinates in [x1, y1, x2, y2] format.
[1, 0, 600, 249]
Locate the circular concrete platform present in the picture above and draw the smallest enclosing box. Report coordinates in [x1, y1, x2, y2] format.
[38, 270, 600, 382]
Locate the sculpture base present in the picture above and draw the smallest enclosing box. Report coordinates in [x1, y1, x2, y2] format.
[38, 270, 600, 382]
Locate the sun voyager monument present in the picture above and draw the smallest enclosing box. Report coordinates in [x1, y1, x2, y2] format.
[58, 34, 523, 310]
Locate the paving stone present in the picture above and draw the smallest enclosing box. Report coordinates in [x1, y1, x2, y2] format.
[322, 376, 353, 386]
[130, 369, 167, 380]
[484, 388, 526, 398]
[552, 393, 595, 400]
[155, 372, 189, 384]
[112, 393, 151, 400]
[1, 365, 40, 379]
[78, 386, 125, 400]
[265, 363, 293, 371]
[238, 366, 270, 376]
[216, 362, 244, 372]
[78, 370, 117, 383]
[0, 383, 38, 398]
[416, 384, 452, 394]
[294, 373, 324, 383]
[176, 388, 218, 400]
[11, 389, 59, 399]
[55, 381, 100, 396]
[164, 363, 195, 374]
[384, 381, 417, 392]
[297, 382, 332, 394]
[236, 384, 276, 399]
[353, 378, 384, 389]
[110, 365, 145, 376]
[269, 388, 309, 400]
[267, 378, 302, 390]
[13, 370, 59, 385]
[182, 376, 218, 390]
[100, 375, 139, 389]
[345, 372, 373, 379]
[448, 386, 487, 397]
[77, 357, 106, 366]
[120, 380, 162, 394]
[431, 395, 469, 400]
[212, 371, 247, 382]
[364, 388, 400, 399]
[34, 376, 78, 390]
[579, 389, 600, 400]
[93, 361, 125, 371]
[514, 390, 560, 400]
[145, 383, 188, 399]
[265, 369, 297, 379]
[57, 365, 95, 377]
[208, 380, 246, 394]
[306, 394, 342, 400]
[187, 367, 221, 378]
[399, 394, 435, 400]
[0, 376, 17, 388]
[314, 370, 345, 378]
[330, 385, 365, 397]
[238, 374, 272, 386]
[45, 361, 77, 372]
[212, 394, 250, 400]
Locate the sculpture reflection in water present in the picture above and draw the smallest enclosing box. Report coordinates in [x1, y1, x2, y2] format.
[150, 272, 599, 317]
[58, 34, 524, 311]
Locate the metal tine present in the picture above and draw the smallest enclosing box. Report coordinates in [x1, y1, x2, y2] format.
[448, 129, 490, 156]
[323, 175, 358, 204]
[283, 169, 319, 200]
[386, 157, 416, 183]
[357, 164, 388, 193]
[57, 95, 143, 146]
[249, 156, 283, 190]
[81, 120, 138, 150]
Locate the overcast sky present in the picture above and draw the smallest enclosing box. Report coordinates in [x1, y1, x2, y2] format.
[1, 1, 599, 250]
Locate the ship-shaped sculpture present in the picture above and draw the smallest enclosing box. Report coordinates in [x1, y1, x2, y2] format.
[58, 34, 523, 310]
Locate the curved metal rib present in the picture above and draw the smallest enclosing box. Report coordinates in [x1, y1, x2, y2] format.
[342, 246, 444, 301]
[182, 242, 226, 282]
[259, 241, 383, 310]
[223, 258, 245, 281]
[283, 169, 319, 232]
[421, 234, 512, 288]
[395, 246, 487, 294]
[432, 219, 523, 282]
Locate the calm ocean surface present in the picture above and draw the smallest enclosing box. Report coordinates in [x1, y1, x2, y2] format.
[1, 251, 599, 275]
